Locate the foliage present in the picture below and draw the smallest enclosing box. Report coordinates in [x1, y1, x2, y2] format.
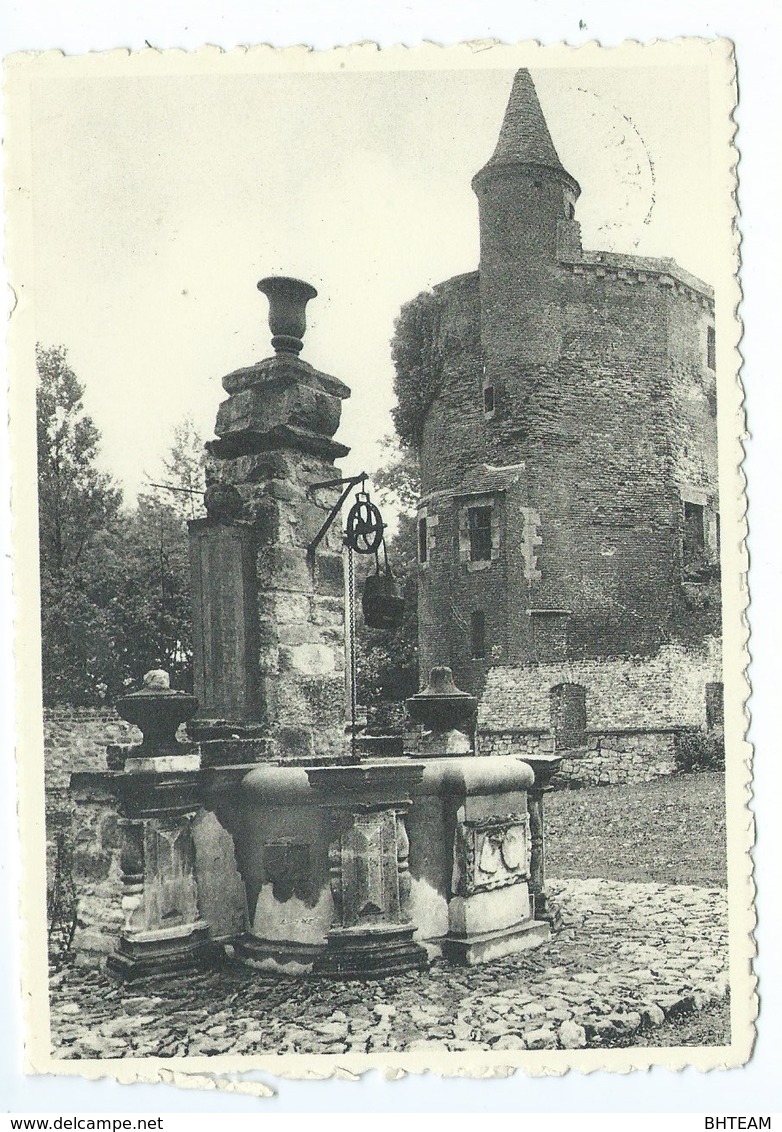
[36, 347, 201, 702]
[154, 415, 207, 521]
[372, 436, 421, 516]
[355, 443, 422, 728]
[36, 345, 123, 579]
[390, 290, 444, 448]
[36, 345, 124, 703]
[100, 497, 195, 691]
[674, 730, 726, 773]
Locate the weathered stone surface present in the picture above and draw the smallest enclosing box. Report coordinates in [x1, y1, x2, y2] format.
[558, 1019, 587, 1049]
[524, 1027, 557, 1050]
[49, 878, 728, 1058]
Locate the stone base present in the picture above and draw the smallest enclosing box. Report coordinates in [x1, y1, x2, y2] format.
[234, 935, 323, 976]
[442, 917, 550, 966]
[106, 922, 217, 981]
[314, 924, 429, 979]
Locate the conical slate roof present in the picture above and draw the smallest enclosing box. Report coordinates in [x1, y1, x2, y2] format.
[475, 69, 579, 193]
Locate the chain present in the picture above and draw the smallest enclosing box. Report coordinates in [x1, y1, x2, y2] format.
[347, 543, 357, 758]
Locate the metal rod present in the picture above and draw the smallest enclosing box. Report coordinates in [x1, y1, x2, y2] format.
[307, 472, 368, 556]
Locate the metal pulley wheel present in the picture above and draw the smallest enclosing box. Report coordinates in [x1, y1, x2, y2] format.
[345, 492, 384, 554]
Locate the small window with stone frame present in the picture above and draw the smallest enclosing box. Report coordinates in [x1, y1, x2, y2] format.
[683, 501, 707, 570]
[468, 505, 493, 562]
[417, 516, 428, 564]
[483, 385, 495, 415]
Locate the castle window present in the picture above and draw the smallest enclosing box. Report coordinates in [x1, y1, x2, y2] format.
[483, 385, 495, 415]
[468, 506, 493, 562]
[418, 517, 428, 564]
[470, 611, 486, 660]
[707, 326, 716, 370]
[683, 501, 706, 567]
[705, 681, 724, 733]
[567, 203, 575, 220]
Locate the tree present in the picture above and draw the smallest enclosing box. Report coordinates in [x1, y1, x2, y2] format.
[154, 415, 207, 521]
[36, 345, 122, 580]
[372, 436, 421, 515]
[355, 438, 421, 729]
[105, 496, 194, 691]
[36, 345, 124, 703]
[36, 349, 199, 702]
[390, 290, 444, 448]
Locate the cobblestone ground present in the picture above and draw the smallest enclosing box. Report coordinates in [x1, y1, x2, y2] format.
[50, 879, 729, 1059]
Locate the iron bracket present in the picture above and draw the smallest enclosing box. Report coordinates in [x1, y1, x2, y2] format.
[306, 471, 368, 557]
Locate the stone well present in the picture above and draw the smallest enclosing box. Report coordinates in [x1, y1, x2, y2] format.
[71, 276, 560, 979]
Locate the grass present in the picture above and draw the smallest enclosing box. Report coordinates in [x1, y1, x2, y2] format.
[545, 770, 730, 1047]
[545, 770, 727, 887]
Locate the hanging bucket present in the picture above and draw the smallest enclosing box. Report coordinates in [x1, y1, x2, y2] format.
[362, 572, 405, 631]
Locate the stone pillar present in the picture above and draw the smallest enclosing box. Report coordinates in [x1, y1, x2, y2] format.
[435, 757, 550, 965]
[108, 778, 212, 979]
[105, 674, 215, 978]
[306, 762, 429, 977]
[523, 754, 563, 929]
[189, 276, 352, 764]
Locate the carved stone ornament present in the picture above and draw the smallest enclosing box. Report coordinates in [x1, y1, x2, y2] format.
[452, 812, 531, 897]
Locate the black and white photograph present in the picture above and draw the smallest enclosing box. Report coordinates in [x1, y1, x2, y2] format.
[4, 39, 752, 1088]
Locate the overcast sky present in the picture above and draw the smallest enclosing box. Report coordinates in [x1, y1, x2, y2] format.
[27, 56, 718, 504]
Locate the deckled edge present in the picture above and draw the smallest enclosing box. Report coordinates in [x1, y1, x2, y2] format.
[3, 35, 754, 1090]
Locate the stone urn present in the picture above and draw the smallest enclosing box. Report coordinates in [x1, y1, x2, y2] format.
[257, 275, 318, 356]
[406, 666, 478, 755]
[117, 670, 199, 755]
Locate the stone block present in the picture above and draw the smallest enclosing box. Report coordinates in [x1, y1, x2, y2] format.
[491, 1033, 527, 1050]
[524, 1027, 558, 1050]
[558, 1019, 587, 1048]
[443, 917, 549, 965]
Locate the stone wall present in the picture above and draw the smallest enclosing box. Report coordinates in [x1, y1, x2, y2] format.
[478, 640, 722, 734]
[43, 707, 139, 961]
[476, 641, 722, 786]
[477, 728, 680, 787]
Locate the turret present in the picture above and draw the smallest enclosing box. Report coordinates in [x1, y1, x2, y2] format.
[472, 69, 580, 367]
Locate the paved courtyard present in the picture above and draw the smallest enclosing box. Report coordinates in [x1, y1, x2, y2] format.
[49, 877, 729, 1058]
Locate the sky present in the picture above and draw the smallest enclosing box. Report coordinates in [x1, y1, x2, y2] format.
[26, 56, 719, 505]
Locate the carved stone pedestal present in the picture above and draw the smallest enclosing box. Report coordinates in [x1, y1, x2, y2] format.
[106, 771, 216, 980]
[306, 762, 429, 978]
[422, 757, 550, 965]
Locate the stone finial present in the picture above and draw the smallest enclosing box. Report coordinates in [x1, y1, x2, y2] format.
[406, 665, 478, 749]
[117, 675, 198, 754]
[257, 276, 318, 356]
[143, 669, 170, 689]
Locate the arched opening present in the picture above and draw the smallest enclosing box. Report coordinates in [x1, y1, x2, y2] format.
[550, 683, 587, 751]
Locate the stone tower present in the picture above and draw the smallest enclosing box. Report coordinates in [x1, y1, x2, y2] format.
[407, 70, 722, 778]
[472, 68, 581, 370]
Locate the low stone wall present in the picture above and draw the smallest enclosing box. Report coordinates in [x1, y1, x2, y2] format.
[477, 730, 554, 761]
[44, 707, 140, 963]
[478, 728, 682, 786]
[556, 731, 679, 787]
